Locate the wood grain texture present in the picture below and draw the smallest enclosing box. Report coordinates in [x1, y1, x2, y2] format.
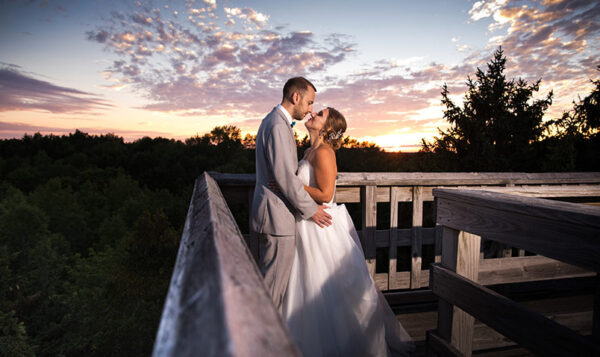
[373, 256, 594, 291]
[361, 185, 377, 277]
[426, 330, 463, 357]
[437, 227, 460, 342]
[389, 186, 400, 290]
[434, 189, 600, 272]
[211, 171, 600, 187]
[450, 232, 481, 356]
[152, 173, 299, 357]
[411, 186, 424, 289]
[430, 264, 600, 357]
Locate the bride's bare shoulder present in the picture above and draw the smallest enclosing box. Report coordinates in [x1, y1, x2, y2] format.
[313, 145, 336, 166]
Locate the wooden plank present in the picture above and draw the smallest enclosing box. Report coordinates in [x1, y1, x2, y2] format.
[247, 187, 258, 262]
[375, 256, 594, 291]
[434, 189, 600, 272]
[153, 173, 299, 357]
[389, 187, 400, 290]
[210, 171, 600, 187]
[437, 227, 460, 342]
[426, 330, 463, 357]
[334, 172, 600, 186]
[462, 185, 600, 198]
[430, 264, 600, 356]
[361, 185, 377, 277]
[477, 256, 594, 285]
[412, 186, 424, 289]
[450, 232, 481, 356]
[335, 186, 412, 203]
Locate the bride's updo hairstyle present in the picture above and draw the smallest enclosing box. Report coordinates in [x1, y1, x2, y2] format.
[322, 107, 347, 150]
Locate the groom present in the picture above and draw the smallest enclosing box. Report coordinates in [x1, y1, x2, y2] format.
[251, 76, 332, 312]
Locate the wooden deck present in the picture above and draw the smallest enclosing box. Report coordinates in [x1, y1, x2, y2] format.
[153, 172, 600, 357]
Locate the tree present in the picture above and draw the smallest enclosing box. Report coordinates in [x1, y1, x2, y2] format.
[422, 48, 553, 171]
[547, 66, 600, 139]
[543, 66, 600, 170]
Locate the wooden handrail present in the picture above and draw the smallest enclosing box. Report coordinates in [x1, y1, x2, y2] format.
[210, 171, 600, 186]
[429, 188, 600, 356]
[434, 188, 600, 272]
[213, 170, 600, 292]
[152, 172, 299, 357]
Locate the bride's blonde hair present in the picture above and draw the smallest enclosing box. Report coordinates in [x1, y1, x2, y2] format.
[322, 107, 347, 150]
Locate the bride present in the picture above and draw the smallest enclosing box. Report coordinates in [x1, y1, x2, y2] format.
[280, 107, 415, 356]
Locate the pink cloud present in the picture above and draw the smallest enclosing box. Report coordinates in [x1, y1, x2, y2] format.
[0, 67, 112, 114]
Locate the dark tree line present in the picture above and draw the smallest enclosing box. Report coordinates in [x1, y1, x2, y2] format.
[422, 48, 599, 171]
[0, 48, 598, 356]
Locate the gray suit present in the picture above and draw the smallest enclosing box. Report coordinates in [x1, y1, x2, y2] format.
[251, 106, 318, 311]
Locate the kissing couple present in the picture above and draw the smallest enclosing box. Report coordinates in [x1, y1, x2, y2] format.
[250, 77, 414, 356]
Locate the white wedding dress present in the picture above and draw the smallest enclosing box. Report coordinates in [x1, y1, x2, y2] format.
[282, 160, 414, 357]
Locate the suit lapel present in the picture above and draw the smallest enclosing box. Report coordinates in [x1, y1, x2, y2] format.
[273, 106, 295, 138]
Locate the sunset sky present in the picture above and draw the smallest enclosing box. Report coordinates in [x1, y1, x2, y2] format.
[1, 0, 598, 151]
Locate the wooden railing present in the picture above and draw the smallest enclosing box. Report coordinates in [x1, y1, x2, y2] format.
[426, 189, 600, 356]
[154, 171, 600, 356]
[211, 172, 600, 293]
[152, 172, 299, 357]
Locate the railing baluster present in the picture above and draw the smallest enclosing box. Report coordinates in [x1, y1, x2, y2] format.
[388, 186, 399, 290]
[411, 186, 423, 289]
[361, 184, 377, 278]
[437, 227, 481, 356]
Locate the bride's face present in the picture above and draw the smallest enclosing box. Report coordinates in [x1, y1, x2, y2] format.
[305, 108, 329, 132]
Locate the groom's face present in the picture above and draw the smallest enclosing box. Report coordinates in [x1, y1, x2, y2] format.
[292, 87, 315, 120]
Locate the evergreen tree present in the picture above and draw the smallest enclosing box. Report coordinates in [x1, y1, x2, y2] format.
[422, 48, 553, 171]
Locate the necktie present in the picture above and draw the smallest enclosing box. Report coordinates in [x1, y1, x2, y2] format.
[290, 121, 296, 128]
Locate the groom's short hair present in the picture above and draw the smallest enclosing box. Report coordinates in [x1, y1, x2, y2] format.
[283, 77, 317, 101]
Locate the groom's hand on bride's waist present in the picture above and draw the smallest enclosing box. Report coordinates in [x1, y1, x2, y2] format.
[312, 205, 332, 228]
[268, 180, 281, 193]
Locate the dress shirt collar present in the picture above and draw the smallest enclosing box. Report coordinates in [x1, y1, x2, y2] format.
[276, 104, 294, 126]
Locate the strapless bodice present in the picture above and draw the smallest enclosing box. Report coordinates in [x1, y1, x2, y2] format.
[297, 159, 335, 205]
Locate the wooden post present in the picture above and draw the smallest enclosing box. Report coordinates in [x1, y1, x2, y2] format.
[389, 186, 399, 289]
[361, 184, 377, 278]
[411, 186, 423, 289]
[437, 227, 481, 357]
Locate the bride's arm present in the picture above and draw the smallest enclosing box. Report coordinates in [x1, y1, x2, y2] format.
[304, 147, 337, 203]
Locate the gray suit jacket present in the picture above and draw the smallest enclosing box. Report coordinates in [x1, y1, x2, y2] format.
[250, 107, 318, 236]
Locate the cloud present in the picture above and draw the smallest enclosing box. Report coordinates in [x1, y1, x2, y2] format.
[0, 67, 112, 113]
[82, 0, 598, 143]
[88, 3, 354, 116]
[464, 0, 600, 117]
[468, 0, 599, 80]
[224, 7, 269, 28]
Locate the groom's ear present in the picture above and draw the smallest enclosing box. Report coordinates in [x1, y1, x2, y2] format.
[291, 91, 300, 105]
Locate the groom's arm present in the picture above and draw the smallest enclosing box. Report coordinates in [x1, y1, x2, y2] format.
[267, 123, 319, 220]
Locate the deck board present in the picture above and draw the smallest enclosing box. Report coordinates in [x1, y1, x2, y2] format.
[396, 294, 594, 356]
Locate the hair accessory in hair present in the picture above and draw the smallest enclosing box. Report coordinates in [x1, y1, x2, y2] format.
[327, 129, 344, 141]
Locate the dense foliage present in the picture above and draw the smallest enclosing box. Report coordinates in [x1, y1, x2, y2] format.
[0, 49, 598, 356]
[423, 48, 600, 171]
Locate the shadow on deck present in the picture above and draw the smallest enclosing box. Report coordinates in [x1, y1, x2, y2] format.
[153, 171, 600, 357]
